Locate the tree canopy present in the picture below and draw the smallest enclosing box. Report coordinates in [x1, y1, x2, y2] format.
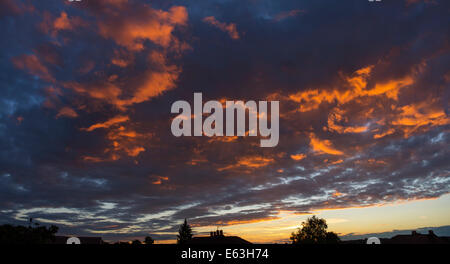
[177, 218, 193, 244]
[131, 239, 141, 245]
[0, 224, 58, 244]
[144, 235, 154, 244]
[290, 216, 340, 244]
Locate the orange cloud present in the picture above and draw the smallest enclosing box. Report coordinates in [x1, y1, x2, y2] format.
[116, 64, 180, 107]
[392, 100, 449, 138]
[332, 191, 344, 197]
[373, 128, 395, 139]
[208, 136, 238, 143]
[309, 133, 344, 155]
[151, 176, 169, 185]
[218, 156, 275, 171]
[53, 12, 81, 31]
[288, 65, 414, 112]
[63, 51, 179, 110]
[111, 49, 134, 68]
[328, 159, 343, 165]
[63, 80, 123, 108]
[82, 156, 106, 163]
[125, 146, 146, 157]
[326, 108, 368, 134]
[56, 107, 78, 118]
[368, 159, 387, 165]
[12, 4, 187, 165]
[80, 115, 150, 160]
[366, 76, 413, 100]
[186, 158, 208, 166]
[83, 124, 150, 161]
[107, 129, 139, 140]
[203, 16, 240, 39]
[11, 6, 190, 167]
[105, 127, 149, 159]
[12, 54, 54, 82]
[238, 156, 275, 168]
[82, 115, 129, 132]
[63, 6, 188, 163]
[273, 9, 305, 21]
[290, 153, 306, 161]
[40, 11, 86, 37]
[98, 6, 188, 51]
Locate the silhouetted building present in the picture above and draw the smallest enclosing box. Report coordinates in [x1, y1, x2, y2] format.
[187, 230, 251, 245]
[342, 230, 450, 244]
[384, 230, 449, 244]
[53, 236, 104, 244]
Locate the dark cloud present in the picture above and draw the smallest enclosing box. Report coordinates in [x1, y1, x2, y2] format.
[0, 0, 448, 242]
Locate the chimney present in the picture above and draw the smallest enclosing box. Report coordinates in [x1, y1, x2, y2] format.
[428, 230, 435, 237]
[210, 232, 214, 237]
[219, 230, 223, 236]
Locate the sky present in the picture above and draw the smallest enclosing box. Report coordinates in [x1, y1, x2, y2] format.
[0, 0, 449, 243]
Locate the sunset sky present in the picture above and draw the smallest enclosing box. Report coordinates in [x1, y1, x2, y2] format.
[0, 0, 449, 243]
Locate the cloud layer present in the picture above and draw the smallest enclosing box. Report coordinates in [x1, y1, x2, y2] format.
[0, 0, 449, 242]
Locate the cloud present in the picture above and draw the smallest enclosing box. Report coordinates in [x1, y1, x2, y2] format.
[151, 176, 169, 185]
[97, 5, 188, 51]
[82, 115, 129, 132]
[203, 16, 240, 39]
[309, 134, 344, 156]
[115, 53, 181, 107]
[290, 153, 306, 161]
[391, 100, 449, 138]
[0, 0, 34, 17]
[11, 54, 54, 82]
[373, 128, 395, 139]
[218, 155, 275, 172]
[287, 65, 414, 113]
[1, 0, 449, 243]
[40, 11, 87, 37]
[273, 9, 305, 22]
[326, 108, 368, 134]
[56, 107, 78, 119]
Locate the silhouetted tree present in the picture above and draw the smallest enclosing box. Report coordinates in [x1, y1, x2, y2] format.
[144, 236, 154, 244]
[177, 218, 193, 244]
[0, 224, 58, 244]
[290, 216, 340, 244]
[132, 239, 141, 245]
[325, 231, 340, 242]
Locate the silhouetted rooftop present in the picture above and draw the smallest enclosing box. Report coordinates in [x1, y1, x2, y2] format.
[187, 230, 251, 244]
[342, 230, 450, 244]
[187, 236, 252, 245]
[53, 236, 104, 244]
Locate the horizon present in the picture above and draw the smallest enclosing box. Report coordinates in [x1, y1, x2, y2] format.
[52, 194, 450, 244]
